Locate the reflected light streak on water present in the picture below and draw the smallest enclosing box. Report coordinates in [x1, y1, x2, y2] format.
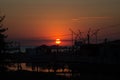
[6, 63, 80, 78]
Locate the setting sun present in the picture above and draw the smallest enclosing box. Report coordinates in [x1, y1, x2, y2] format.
[56, 39, 61, 45]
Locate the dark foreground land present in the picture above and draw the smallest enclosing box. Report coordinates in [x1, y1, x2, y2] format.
[0, 40, 120, 80]
[1, 71, 75, 80]
[0, 65, 120, 80]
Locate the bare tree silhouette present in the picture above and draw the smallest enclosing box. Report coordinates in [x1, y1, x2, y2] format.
[0, 14, 8, 72]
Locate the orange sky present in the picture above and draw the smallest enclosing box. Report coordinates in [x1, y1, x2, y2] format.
[0, 0, 120, 46]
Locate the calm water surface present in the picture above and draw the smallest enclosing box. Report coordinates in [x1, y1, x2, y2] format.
[6, 63, 80, 78]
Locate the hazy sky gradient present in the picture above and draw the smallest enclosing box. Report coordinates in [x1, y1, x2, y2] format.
[0, 0, 120, 46]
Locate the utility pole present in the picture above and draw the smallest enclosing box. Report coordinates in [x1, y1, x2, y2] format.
[78, 29, 85, 44]
[91, 29, 100, 44]
[69, 28, 79, 46]
[69, 28, 74, 46]
[95, 29, 100, 44]
[87, 28, 91, 44]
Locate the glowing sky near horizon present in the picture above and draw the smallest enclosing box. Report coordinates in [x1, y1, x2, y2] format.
[0, 0, 120, 46]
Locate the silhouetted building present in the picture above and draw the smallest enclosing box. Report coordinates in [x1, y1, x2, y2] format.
[97, 40, 120, 64]
[36, 45, 51, 55]
[26, 48, 36, 55]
